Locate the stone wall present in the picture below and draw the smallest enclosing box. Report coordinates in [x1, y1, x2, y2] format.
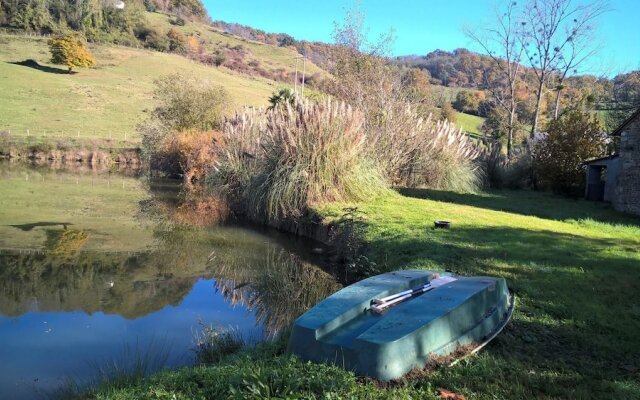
[614, 114, 640, 215]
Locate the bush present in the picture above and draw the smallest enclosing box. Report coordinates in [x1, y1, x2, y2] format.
[140, 74, 230, 177]
[169, 15, 186, 26]
[483, 141, 534, 189]
[213, 100, 388, 222]
[440, 102, 457, 124]
[167, 28, 188, 53]
[143, 0, 156, 12]
[453, 90, 485, 115]
[148, 73, 229, 133]
[533, 109, 608, 196]
[154, 130, 224, 184]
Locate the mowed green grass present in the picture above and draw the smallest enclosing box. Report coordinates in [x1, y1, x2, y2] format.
[0, 34, 284, 141]
[0, 164, 155, 251]
[455, 111, 484, 138]
[318, 189, 640, 399]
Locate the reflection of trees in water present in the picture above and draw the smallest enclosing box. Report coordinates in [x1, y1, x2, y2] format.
[45, 229, 89, 261]
[211, 248, 341, 336]
[0, 221, 217, 318]
[0, 172, 338, 332]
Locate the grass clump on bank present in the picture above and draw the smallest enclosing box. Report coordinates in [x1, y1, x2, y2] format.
[214, 99, 389, 222]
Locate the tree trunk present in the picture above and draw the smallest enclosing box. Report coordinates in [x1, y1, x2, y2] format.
[553, 88, 562, 119]
[530, 79, 545, 138]
[507, 102, 516, 161]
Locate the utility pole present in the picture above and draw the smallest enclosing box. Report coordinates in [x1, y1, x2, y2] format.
[294, 55, 306, 97]
[294, 56, 299, 95]
[301, 55, 306, 97]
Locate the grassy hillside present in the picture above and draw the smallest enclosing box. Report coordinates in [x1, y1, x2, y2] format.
[0, 30, 319, 141]
[145, 12, 325, 78]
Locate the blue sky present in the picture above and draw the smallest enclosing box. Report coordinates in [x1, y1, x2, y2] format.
[204, 0, 639, 76]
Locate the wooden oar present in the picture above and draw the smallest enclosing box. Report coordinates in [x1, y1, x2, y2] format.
[371, 276, 458, 314]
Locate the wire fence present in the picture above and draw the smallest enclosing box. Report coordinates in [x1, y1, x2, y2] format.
[1, 127, 140, 145]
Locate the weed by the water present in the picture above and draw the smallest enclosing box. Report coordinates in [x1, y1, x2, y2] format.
[192, 324, 245, 365]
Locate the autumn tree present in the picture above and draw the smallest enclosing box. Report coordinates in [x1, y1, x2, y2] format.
[533, 109, 608, 195]
[520, 0, 607, 136]
[465, 0, 524, 160]
[441, 102, 458, 124]
[48, 33, 95, 72]
[401, 68, 430, 101]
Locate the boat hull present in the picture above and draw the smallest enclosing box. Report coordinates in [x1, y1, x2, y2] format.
[288, 270, 513, 381]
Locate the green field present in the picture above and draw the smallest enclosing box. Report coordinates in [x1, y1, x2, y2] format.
[455, 111, 484, 137]
[0, 34, 290, 141]
[92, 188, 640, 399]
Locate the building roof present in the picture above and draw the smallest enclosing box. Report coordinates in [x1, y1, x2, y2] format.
[584, 154, 619, 165]
[611, 107, 640, 136]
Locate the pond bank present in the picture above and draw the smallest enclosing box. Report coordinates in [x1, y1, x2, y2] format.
[0, 133, 142, 165]
[89, 188, 640, 399]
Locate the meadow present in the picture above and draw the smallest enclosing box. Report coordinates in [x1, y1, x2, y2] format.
[0, 33, 285, 141]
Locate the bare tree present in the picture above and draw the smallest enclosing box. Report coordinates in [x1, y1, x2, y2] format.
[519, 0, 608, 137]
[465, 0, 525, 160]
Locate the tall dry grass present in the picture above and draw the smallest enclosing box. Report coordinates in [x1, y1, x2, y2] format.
[368, 103, 484, 191]
[214, 99, 388, 222]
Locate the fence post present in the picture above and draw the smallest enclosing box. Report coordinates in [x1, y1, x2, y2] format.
[27, 129, 29, 137]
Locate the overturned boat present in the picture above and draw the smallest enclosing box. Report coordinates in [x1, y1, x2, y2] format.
[288, 270, 514, 381]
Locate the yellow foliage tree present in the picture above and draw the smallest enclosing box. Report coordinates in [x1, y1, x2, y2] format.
[47, 34, 95, 72]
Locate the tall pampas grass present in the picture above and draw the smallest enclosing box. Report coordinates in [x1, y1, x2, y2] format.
[213, 99, 388, 222]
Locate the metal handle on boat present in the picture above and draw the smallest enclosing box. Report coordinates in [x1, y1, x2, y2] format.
[371, 276, 458, 314]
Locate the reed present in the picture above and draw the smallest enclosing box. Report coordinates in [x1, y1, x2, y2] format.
[215, 99, 388, 221]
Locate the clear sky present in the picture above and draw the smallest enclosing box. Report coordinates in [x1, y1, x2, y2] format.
[203, 0, 639, 77]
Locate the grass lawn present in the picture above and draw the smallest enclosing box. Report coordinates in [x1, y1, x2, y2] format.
[91, 188, 640, 399]
[0, 34, 285, 141]
[455, 111, 484, 138]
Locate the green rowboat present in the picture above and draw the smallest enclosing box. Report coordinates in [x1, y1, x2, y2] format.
[288, 270, 514, 381]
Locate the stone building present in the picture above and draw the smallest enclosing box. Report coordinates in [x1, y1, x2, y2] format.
[613, 108, 640, 215]
[585, 108, 640, 215]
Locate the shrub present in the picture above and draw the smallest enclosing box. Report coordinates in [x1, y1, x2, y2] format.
[214, 100, 388, 222]
[533, 109, 608, 196]
[483, 141, 534, 189]
[169, 15, 186, 26]
[440, 102, 457, 124]
[167, 28, 188, 53]
[156, 130, 224, 184]
[147, 73, 229, 133]
[140, 74, 230, 177]
[267, 88, 296, 110]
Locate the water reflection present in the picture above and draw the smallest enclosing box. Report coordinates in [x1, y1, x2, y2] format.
[0, 162, 340, 398]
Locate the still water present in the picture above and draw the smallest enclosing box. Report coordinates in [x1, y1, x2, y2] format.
[0, 162, 340, 399]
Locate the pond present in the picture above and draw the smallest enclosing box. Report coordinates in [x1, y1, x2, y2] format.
[0, 162, 341, 399]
